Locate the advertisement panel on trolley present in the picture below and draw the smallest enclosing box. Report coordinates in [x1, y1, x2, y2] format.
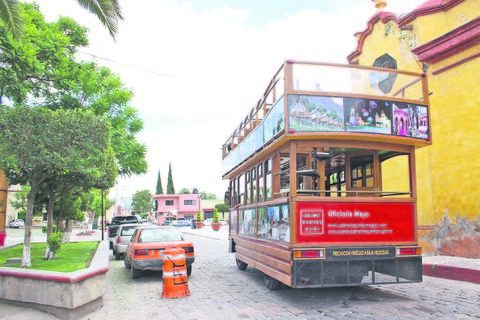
[296, 202, 415, 244]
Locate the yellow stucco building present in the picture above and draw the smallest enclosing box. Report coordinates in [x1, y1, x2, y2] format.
[348, 0, 480, 255]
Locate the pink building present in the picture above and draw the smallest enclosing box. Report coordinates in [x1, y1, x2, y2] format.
[153, 193, 201, 225]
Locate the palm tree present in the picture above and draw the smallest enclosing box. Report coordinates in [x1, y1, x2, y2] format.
[0, 0, 24, 39]
[0, 0, 123, 39]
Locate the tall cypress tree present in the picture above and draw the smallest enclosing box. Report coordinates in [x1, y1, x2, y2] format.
[166, 163, 175, 194]
[155, 170, 164, 195]
[154, 169, 163, 212]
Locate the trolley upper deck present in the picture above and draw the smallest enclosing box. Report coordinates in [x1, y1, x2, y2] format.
[222, 60, 431, 177]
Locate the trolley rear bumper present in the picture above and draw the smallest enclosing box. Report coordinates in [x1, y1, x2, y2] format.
[292, 246, 422, 288]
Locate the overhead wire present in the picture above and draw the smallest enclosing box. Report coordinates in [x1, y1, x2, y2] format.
[76, 49, 179, 80]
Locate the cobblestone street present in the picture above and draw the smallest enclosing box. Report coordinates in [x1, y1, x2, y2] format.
[1, 228, 480, 319]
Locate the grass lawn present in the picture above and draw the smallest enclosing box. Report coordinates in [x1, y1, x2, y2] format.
[0, 241, 99, 272]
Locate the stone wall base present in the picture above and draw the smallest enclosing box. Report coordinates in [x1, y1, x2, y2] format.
[0, 241, 109, 319]
[1, 296, 104, 320]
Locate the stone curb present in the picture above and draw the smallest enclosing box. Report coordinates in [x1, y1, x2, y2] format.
[422, 263, 480, 284]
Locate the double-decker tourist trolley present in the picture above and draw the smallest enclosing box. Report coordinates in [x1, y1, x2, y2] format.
[222, 60, 431, 289]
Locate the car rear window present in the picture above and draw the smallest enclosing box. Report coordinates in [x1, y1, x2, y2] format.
[111, 216, 139, 224]
[137, 228, 183, 243]
[121, 226, 138, 236]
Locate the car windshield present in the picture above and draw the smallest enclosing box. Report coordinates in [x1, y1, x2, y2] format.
[137, 228, 183, 243]
[121, 226, 138, 236]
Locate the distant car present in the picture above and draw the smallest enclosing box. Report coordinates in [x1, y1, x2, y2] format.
[108, 216, 142, 250]
[203, 218, 213, 226]
[175, 220, 191, 228]
[8, 219, 24, 228]
[112, 224, 141, 260]
[124, 226, 195, 279]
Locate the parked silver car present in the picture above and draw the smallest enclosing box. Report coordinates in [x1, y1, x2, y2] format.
[8, 219, 24, 228]
[112, 224, 141, 260]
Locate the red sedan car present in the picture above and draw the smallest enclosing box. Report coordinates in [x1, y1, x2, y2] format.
[124, 226, 195, 279]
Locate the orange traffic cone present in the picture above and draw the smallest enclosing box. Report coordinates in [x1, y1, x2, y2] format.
[162, 247, 190, 298]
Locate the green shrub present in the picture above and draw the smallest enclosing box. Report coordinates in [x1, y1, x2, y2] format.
[17, 209, 26, 220]
[42, 224, 57, 234]
[213, 208, 220, 223]
[47, 232, 63, 258]
[196, 210, 203, 222]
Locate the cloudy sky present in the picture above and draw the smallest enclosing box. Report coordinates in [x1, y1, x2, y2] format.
[28, 0, 424, 203]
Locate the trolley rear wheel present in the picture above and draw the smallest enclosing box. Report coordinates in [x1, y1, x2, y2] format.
[264, 274, 281, 290]
[236, 258, 248, 271]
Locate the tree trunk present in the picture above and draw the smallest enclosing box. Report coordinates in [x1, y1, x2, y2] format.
[87, 210, 95, 229]
[46, 191, 56, 237]
[22, 169, 41, 268]
[62, 219, 73, 243]
[44, 246, 51, 260]
[44, 192, 56, 260]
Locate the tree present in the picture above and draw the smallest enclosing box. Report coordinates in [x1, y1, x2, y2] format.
[39, 157, 116, 240]
[154, 170, 163, 211]
[9, 186, 29, 212]
[0, 106, 113, 267]
[0, 4, 89, 105]
[87, 189, 114, 218]
[0, 5, 147, 177]
[166, 163, 175, 194]
[131, 189, 153, 214]
[155, 170, 163, 195]
[53, 190, 84, 224]
[215, 203, 229, 214]
[0, 0, 123, 40]
[215, 203, 229, 220]
[196, 210, 203, 223]
[79, 189, 96, 226]
[200, 192, 217, 200]
[179, 188, 191, 194]
[213, 208, 219, 223]
[43, 64, 148, 176]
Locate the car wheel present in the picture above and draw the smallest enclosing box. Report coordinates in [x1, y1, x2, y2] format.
[131, 265, 141, 279]
[236, 258, 248, 271]
[115, 251, 122, 261]
[124, 257, 131, 269]
[264, 274, 281, 290]
[187, 266, 192, 276]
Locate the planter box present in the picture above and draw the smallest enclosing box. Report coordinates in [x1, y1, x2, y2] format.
[211, 222, 221, 231]
[194, 222, 204, 229]
[0, 240, 109, 320]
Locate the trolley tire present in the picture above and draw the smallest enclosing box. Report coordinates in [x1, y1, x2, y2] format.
[264, 274, 281, 290]
[236, 258, 248, 271]
[187, 265, 192, 276]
